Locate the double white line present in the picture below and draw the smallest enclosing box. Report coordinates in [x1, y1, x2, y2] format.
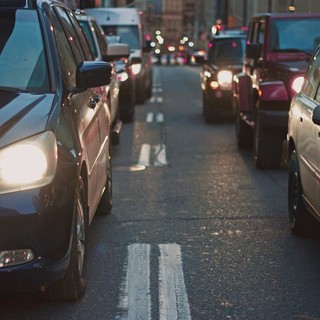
[138, 144, 168, 167]
[118, 243, 191, 320]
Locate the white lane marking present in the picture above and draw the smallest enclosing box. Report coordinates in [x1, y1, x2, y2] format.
[156, 112, 164, 123]
[154, 144, 167, 166]
[118, 244, 151, 320]
[150, 96, 156, 103]
[159, 244, 192, 320]
[138, 144, 150, 167]
[157, 96, 163, 103]
[146, 112, 154, 123]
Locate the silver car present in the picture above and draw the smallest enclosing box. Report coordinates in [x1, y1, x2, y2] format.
[287, 46, 320, 236]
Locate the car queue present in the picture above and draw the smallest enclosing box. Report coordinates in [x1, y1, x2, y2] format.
[2, 0, 320, 303]
[196, 15, 320, 241]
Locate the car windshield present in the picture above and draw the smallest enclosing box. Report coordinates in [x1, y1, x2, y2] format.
[270, 18, 320, 54]
[101, 25, 139, 50]
[208, 38, 246, 64]
[0, 10, 49, 93]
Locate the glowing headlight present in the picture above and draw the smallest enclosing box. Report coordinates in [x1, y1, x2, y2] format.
[292, 76, 304, 94]
[132, 63, 142, 75]
[217, 70, 233, 88]
[0, 131, 57, 194]
[117, 71, 129, 82]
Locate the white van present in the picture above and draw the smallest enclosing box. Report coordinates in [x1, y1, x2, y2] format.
[86, 7, 153, 104]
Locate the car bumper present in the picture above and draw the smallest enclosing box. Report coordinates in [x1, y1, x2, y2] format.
[260, 109, 289, 129]
[0, 183, 75, 292]
[207, 89, 235, 115]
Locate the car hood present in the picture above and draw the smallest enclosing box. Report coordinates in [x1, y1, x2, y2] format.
[0, 92, 56, 148]
[271, 59, 309, 74]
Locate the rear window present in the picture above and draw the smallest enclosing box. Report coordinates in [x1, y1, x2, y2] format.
[208, 38, 246, 64]
[101, 25, 139, 50]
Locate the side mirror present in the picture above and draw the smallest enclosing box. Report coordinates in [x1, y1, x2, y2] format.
[76, 61, 112, 89]
[103, 43, 130, 62]
[312, 105, 320, 125]
[246, 43, 261, 60]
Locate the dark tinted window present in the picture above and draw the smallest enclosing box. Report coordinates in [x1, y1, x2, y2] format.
[208, 38, 245, 64]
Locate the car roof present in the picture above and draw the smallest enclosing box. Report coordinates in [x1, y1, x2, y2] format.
[252, 12, 320, 19]
[0, 0, 65, 9]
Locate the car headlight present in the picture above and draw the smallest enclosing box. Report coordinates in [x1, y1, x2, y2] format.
[291, 76, 304, 94]
[117, 71, 129, 82]
[132, 63, 142, 75]
[217, 70, 233, 88]
[0, 131, 57, 194]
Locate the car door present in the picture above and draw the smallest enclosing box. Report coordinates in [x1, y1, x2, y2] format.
[54, 6, 109, 219]
[295, 49, 320, 210]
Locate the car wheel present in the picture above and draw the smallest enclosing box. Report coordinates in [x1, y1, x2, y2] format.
[235, 106, 253, 148]
[42, 177, 88, 300]
[97, 147, 113, 215]
[288, 151, 319, 237]
[254, 108, 282, 169]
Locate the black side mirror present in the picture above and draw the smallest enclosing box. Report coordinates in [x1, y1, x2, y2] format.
[246, 43, 261, 60]
[312, 105, 320, 125]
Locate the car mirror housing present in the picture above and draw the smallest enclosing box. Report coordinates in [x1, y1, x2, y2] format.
[312, 105, 320, 125]
[246, 43, 261, 60]
[76, 61, 112, 88]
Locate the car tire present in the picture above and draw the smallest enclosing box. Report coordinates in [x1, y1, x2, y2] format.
[97, 147, 113, 215]
[254, 109, 282, 169]
[235, 107, 253, 148]
[42, 177, 88, 300]
[288, 151, 319, 237]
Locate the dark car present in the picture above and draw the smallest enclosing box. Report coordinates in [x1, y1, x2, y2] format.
[0, 0, 113, 300]
[287, 45, 320, 237]
[196, 33, 246, 122]
[233, 13, 320, 169]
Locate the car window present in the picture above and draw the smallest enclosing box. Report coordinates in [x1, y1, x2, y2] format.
[208, 38, 245, 64]
[0, 10, 49, 93]
[92, 20, 108, 55]
[78, 20, 99, 59]
[55, 7, 86, 64]
[102, 25, 139, 50]
[269, 18, 320, 54]
[68, 10, 93, 61]
[302, 48, 320, 98]
[51, 8, 77, 88]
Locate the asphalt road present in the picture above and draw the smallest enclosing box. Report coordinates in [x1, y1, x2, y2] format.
[1, 64, 320, 320]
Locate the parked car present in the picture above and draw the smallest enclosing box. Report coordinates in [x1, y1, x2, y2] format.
[107, 35, 136, 123]
[75, 10, 131, 143]
[287, 45, 320, 237]
[0, 0, 113, 300]
[233, 13, 320, 169]
[196, 33, 246, 122]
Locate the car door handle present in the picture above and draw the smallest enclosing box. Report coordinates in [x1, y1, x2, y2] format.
[300, 116, 303, 123]
[88, 95, 100, 109]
